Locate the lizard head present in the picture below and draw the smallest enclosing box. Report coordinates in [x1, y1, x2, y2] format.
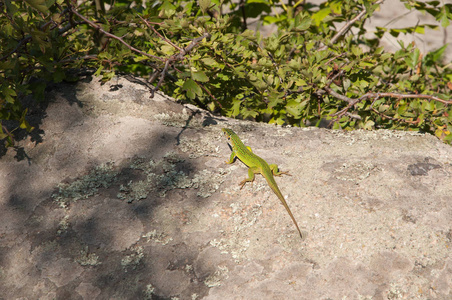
[221, 128, 234, 141]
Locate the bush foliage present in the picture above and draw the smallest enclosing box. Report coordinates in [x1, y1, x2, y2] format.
[1, 0, 452, 148]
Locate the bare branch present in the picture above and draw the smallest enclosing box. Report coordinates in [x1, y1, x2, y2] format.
[0, 8, 71, 61]
[70, 6, 163, 61]
[319, 0, 385, 51]
[322, 86, 354, 104]
[324, 86, 451, 124]
[199, 83, 223, 109]
[362, 92, 452, 105]
[138, 15, 182, 52]
[371, 107, 418, 124]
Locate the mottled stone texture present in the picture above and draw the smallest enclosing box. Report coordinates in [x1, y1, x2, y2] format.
[0, 75, 450, 300]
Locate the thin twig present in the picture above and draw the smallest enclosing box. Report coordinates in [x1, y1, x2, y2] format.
[138, 15, 182, 51]
[324, 87, 451, 125]
[199, 83, 223, 109]
[371, 107, 418, 124]
[319, 0, 385, 51]
[322, 86, 354, 104]
[149, 32, 211, 97]
[1, 125, 14, 146]
[70, 6, 163, 61]
[362, 92, 451, 105]
[0, 11, 68, 61]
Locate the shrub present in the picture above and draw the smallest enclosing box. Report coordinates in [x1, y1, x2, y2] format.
[1, 0, 451, 148]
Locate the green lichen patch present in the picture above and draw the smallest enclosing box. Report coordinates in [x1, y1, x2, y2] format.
[75, 246, 101, 266]
[154, 108, 204, 128]
[179, 134, 220, 159]
[57, 215, 70, 235]
[117, 154, 189, 202]
[117, 153, 224, 202]
[51, 151, 223, 205]
[121, 245, 144, 269]
[209, 203, 263, 262]
[192, 169, 224, 198]
[143, 284, 155, 300]
[203, 265, 229, 287]
[142, 230, 173, 245]
[52, 162, 118, 208]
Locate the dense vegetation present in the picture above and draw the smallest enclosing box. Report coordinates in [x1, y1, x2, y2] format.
[1, 0, 452, 149]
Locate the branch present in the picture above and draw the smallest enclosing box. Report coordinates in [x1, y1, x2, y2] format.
[371, 107, 418, 124]
[322, 86, 354, 104]
[362, 92, 452, 105]
[173, 33, 211, 60]
[70, 6, 163, 62]
[319, 0, 385, 51]
[324, 87, 451, 124]
[138, 15, 182, 52]
[149, 32, 211, 97]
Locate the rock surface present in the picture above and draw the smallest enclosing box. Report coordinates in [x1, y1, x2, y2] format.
[0, 75, 450, 300]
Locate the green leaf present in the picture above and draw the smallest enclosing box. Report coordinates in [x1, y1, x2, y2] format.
[1, 86, 16, 104]
[94, 66, 104, 76]
[25, 0, 48, 13]
[351, 46, 362, 57]
[245, 2, 271, 18]
[53, 68, 65, 83]
[19, 119, 32, 131]
[343, 78, 351, 91]
[159, 1, 176, 18]
[182, 79, 202, 99]
[201, 57, 218, 66]
[267, 91, 284, 109]
[294, 15, 312, 31]
[359, 61, 374, 68]
[191, 71, 209, 82]
[311, 7, 331, 26]
[262, 15, 287, 25]
[438, 7, 450, 27]
[286, 99, 307, 118]
[231, 98, 242, 117]
[424, 101, 436, 111]
[426, 44, 448, 63]
[241, 108, 259, 119]
[330, 1, 342, 14]
[363, 120, 375, 130]
[332, 122, 341, 130]
[198, 0, 211, 13]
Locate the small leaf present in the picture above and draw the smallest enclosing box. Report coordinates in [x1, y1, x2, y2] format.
[424, 101, 436, 112]
[198, 0, 211, 13]
[201, 57, 217, 66]
[159, 1, 176, 18]
[182, 79, 202, 99]
[332, 122, 341, 130]
[94, 66, 104, 76]
[426, 44, 448, 63]
[343, 78, 351, 91]
[294, 15, 312, 31]
[311, 7, 331, 26]
[25, 0, 48, 13]
[191, 71, 209, 82]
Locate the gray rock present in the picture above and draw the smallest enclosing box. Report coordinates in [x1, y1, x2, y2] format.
[0, 75, 450, 300]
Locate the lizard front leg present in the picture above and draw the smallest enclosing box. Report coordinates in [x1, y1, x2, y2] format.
[226, 150, 237, 164]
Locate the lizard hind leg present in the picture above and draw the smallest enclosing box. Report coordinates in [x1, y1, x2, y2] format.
[269, 164, 291, 177]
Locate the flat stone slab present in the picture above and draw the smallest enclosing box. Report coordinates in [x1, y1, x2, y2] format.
[0, 75, 450, 299]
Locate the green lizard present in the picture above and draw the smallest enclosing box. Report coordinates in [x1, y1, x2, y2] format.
[221, 128, 304, 239]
